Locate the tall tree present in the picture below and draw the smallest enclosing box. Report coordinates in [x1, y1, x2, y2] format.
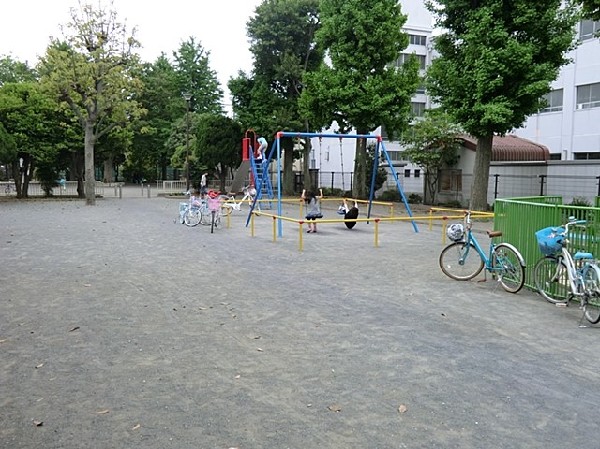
[0, 56, 38, 86]
[426, 0, 578, 211]
[576, 0, 600, 20]
[0, 82, 67, 197]
[39, 1, 144, 204]
[235, 0, 322, 195]
[174, 37, 223, 115]
[299, 0, 419, 199]
[132, 54, 183, 182]
[195, 113, 243, 192]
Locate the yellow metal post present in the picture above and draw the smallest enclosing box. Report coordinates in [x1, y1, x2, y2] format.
[272, 216, 277, 242]
[374, 218, 380, 247]
[251, 212, 255, 237]
[298, 222, 304, 252]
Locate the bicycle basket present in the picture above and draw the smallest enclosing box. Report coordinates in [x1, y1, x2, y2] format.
[208, 197, 221, 212]
[446, 223, 464, 242]
[535, 226, 564, 255]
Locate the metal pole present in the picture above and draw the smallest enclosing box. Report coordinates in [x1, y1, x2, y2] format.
[185, 104, 190, 192]
[183, 93, 192, 192]
[494, 174, 499, 199]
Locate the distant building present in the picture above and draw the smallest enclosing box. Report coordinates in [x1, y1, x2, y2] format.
[514, 20, 600, 160]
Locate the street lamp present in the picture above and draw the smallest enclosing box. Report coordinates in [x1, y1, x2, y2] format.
[183, 92, 192, 192]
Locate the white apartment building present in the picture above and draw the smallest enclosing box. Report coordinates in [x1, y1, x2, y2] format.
[514, 20, 600, 160]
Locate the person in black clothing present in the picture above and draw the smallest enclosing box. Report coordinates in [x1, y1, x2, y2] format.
[338, 198, 359, 229]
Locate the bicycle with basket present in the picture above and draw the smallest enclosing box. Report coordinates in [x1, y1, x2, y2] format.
[439, 210, 526, 293]
[533, 217, 600, 324]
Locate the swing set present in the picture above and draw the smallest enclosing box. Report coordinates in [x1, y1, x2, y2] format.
[245, 131, 418, 236]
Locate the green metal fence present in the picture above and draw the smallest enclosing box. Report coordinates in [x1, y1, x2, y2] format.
[494, 196, 600, 290]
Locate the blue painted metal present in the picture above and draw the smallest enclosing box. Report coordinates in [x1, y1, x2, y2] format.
[245, 130, 418, 235]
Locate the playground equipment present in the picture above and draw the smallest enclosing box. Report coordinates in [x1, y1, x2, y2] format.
[245, 131, 417, 236]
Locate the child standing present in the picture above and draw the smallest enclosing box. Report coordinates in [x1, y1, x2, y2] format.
[301, 188, 323, 233]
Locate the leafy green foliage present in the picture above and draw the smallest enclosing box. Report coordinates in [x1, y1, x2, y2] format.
[300, 0, 419, 198]
[174, 37, 223, 115]
[38, 2, 145, 204]
[194, 113, 243, 192]
[426, 0, 578, 210]
[401, 110, 462, 204]
[576, 0, 600, 21]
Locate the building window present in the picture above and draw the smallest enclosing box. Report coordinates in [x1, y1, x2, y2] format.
[404, 169, 411, 178]
[576, 82, 600, 110]
[414, 169, 421, 178]
[411, 102, 426, 117]
[549, 153, 561, 161]
[415, 83, 426, 94]
[574, 152, 600, 160]
[541, 89, 563, 112]
[387, 151, 403, 162]
[408, 34, 427, 46]
[580, 20, 600, 41]
[396, 53, 427, 70]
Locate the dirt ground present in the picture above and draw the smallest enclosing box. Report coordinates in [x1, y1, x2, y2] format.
[1, 193, 600, 449]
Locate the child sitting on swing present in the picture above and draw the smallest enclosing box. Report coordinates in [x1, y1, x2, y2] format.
[301, 188, 323, 233]
[337, 198, 359, 229]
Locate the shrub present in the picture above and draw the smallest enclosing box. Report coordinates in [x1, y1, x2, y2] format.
[408, 193, 423, 204]
[378, 190, 400, 202]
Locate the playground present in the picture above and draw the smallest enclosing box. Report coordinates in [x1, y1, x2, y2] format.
[2, 193, 600, 449]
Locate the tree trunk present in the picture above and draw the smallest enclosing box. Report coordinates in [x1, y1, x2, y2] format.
[352, 136, 368, 199]
[103, 156, 114, 183]
[469, 133, 493, 211]
[84, 120, 96, 206]
[71, 150, 85, 198]
[283, 146, 294, 195]
[302, 139, 312, 192]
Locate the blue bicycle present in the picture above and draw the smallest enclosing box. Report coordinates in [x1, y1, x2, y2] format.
[439, 210, 526, 293]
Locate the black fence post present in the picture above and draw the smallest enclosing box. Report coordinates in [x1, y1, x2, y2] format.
[539, 175, 546, 196]
[494, 174, 500, 199]
[597, 176, 600, 197]
[331, 172, 334, 190]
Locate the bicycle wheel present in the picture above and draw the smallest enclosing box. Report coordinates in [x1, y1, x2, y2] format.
[533, 256, 569, 304]
[200, 208, 211, 225]
[491, 244, 525, 293]
[184, 209, 201, 227]
[582, 263, 600, 324]
[439, 242, 484, 281]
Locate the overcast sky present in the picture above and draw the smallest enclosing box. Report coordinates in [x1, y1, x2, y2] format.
[0, 0, 263, 107]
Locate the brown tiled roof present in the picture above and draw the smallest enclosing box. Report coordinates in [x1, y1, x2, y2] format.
[460, 134, 550, 162]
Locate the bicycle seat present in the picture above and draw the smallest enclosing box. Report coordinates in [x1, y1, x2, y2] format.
[574, 251, 594, 260]
[487, 230, 503, 238]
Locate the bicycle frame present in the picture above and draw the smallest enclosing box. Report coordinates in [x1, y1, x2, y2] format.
[548, 221, 596, 300]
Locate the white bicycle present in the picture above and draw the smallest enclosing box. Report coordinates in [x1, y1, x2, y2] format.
[221, 186, 257, 215]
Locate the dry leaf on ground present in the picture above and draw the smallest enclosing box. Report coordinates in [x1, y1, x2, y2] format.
[96, 409, 110, 415]
[398, 404, 408, 413]
[328, 404, 342, 412]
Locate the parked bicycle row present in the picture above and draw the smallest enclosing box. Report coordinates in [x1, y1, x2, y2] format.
[439, 211, 600, 326]
[176, 186, 257, 233]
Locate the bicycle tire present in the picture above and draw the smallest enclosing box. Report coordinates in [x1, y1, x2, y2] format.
[184, 209, 201, 227]
[582, 263, 600, 324]
[491, 244, 525, 293]
[439, 242, 484, 281]
[200, 208, 211, 225]
[533, 256, 569, 304]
